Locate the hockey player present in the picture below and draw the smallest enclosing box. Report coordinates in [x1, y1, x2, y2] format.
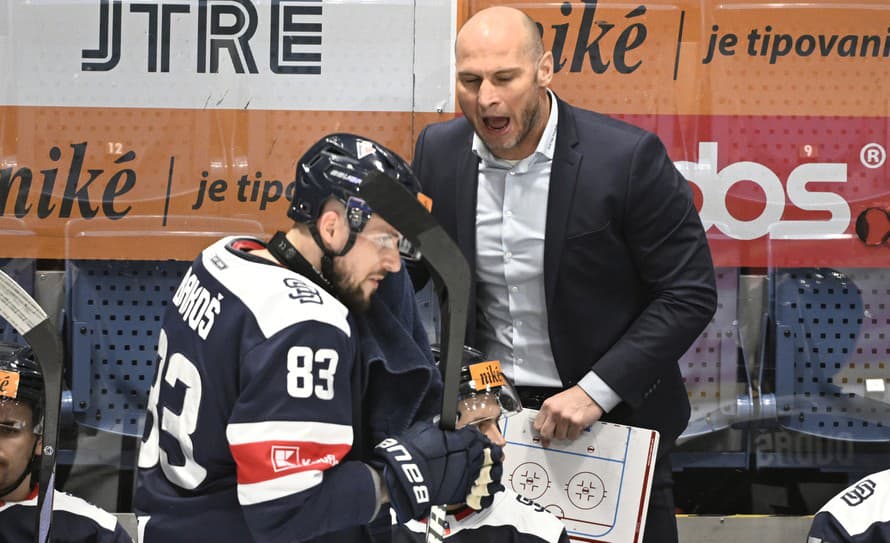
[808, 468, 890, 543]
[0, 342, 133, 542]
[134, 133, 503, 543]
[393, 346, 570, 543]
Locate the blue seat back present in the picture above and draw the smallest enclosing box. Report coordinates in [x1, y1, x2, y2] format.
[771, 268, 890, 442]
[67, 260, 190, 436]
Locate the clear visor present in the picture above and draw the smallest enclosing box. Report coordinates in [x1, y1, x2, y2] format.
[397, 236, 421, 261]
[346, 196, 420, 260]
[457, 361, 523, 427]
[0, 397, 40, 436]
[0, 420, 36, 437]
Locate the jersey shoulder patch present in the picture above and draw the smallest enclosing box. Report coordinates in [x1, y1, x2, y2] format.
[812, 469, 890, 538]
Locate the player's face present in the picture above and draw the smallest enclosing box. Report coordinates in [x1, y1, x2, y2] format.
[455, 18, 553, 160]
[457, 394, 507, 447]
[332, 215, 403, 312]
[0, 400, 40, 500]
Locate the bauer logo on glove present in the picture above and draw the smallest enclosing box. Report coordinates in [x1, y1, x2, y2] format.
[375, 438, 430, 506]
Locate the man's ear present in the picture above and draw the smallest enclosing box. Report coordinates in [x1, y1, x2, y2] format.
[317, 208, 342, 242]
[35, 435, 43, 457]
[537, 51, 554, 87]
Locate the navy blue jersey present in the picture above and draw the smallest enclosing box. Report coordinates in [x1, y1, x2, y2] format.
[134, 237, 382, 543]
[393, 490, 569, 543]
[0, 488, 132, 543]
[809, 469, 890, 543]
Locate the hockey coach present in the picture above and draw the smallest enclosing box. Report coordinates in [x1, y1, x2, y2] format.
[411, 7, 718, 543]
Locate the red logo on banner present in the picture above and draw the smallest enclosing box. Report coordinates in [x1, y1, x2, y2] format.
[856, 208, 890, 246]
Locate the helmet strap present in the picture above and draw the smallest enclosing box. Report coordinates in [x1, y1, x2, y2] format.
[267, 231, 335, 297]
[307, 223, 358, 286]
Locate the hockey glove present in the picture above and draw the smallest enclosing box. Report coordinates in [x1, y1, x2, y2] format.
[465, 445, 504, 510]
[374, 420, 504, 522]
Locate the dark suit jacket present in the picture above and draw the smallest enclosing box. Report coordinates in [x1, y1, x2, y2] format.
[411, 96, 718, 455]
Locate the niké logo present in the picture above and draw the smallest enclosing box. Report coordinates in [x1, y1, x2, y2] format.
[82, 0, 322, 74]
[537, 0, 649, 74]
[0, 370, 20, 399]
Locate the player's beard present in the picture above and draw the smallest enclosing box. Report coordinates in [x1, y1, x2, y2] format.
[330, 260, 373, 313]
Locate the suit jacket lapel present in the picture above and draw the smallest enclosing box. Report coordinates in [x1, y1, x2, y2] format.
[545, 98, 582, 306]
[455, 134, 480, 271]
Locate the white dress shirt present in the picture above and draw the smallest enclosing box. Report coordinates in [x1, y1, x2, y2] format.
[472, 90, 621, 412]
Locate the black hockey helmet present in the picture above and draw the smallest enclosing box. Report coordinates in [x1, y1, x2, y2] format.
[289, 133, 422, 234]
[430, 344, 522, 426]
[0, 342, 44, 497]
[0, 341, 43, 431]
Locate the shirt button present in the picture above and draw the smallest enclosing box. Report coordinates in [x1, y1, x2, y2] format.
[510, 286, 518, 293]
[516, 358, 524, 365]
[504, 252, 512, 260]
[505, 210, 513, 218]
[515, 320, 522, 327]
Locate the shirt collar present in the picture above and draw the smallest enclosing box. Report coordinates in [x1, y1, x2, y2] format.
[472, 88, 559, 165]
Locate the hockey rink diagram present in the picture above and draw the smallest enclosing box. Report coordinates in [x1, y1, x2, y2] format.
[501, 410, 659, 543]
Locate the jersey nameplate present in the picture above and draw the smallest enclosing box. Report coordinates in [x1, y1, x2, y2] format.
[172, 267, 223, 340]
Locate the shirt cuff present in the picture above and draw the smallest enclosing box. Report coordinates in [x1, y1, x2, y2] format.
[577, 371, 622, 413]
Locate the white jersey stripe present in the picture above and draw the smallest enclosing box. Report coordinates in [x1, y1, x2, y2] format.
[227, 420, 353, 446]
[0, 491, 119, 532]
[237, 470, 323, 506]
[53, 492, 119, 532]
[201, 237, 351, 338]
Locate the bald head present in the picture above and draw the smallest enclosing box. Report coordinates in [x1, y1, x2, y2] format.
[456, 6, 544, 62]
[453, 5, 554, 160]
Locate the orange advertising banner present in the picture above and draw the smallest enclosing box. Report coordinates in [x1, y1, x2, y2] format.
[0, 108, 444, 260]
[477, 0, 890, 117]
[2, 0, 890, 265]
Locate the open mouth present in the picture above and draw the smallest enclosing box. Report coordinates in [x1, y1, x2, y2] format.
[483, 116, 510, 134]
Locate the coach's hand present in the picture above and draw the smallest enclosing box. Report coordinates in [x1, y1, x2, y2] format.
[374, 420, 504, 522]
[534, 385, 603, 446]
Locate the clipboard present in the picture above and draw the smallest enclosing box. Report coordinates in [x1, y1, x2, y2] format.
[501, 409, 660, 543]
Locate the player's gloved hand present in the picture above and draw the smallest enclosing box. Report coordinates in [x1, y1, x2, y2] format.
[373, 420, 504, 522]
[465, 445, 504, 510]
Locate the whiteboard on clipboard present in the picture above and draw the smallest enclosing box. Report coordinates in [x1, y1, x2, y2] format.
[501, 409, 660, 543]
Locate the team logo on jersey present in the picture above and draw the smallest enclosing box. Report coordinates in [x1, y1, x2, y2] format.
[283, 277, 323, 304]
[841, 478, 877, 506]
[271, 445, 301, 472]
